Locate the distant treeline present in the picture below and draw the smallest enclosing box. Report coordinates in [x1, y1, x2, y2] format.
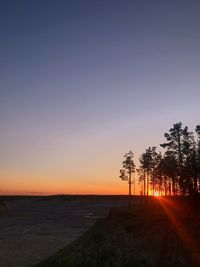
[120, 122, 200, 197]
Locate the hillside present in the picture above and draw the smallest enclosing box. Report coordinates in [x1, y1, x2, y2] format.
[36, 197, 200, 267]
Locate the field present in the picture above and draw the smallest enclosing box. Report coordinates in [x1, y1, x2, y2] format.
[0, 195, 126, 266]
[0, 196, 199, 267]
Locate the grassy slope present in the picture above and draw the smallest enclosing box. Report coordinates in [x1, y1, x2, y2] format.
[36, 197, 200, 267]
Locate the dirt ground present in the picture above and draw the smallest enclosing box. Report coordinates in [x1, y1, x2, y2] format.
[0, 196, 126, 267]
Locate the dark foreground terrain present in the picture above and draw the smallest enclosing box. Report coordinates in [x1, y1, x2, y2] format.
[0, 195, 127, 267]
[36, 197, 200, 267]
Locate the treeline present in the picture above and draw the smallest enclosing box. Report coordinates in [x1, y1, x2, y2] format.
[120, 122, 200, 197]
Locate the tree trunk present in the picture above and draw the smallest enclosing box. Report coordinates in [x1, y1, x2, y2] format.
[128, 172, 132, 209]
[147, 172, 149, 196]
[153, 175, 155, 196]
[164, 176, 167, 196]
[169, 180, 171, 196]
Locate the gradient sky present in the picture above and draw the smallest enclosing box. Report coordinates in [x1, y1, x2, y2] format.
[0, 0, 200, 195]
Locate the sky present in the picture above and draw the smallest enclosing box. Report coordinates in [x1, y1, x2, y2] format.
[0, 0, 200, 195]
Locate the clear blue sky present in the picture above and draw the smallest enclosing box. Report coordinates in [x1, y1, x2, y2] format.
[0, 0, 200, 194]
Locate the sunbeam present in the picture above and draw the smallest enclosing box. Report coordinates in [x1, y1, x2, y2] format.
[158, 197, 200, 266]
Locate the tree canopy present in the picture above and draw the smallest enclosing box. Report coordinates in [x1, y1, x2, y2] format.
[119, 122, 200, 197]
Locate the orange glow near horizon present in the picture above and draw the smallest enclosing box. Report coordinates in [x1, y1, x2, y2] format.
[0, 168, 141, 196]
[0, 186, 141, 196]
[0, 183, 133, 196]
[0, 173, 141, 196]
[0, 186, 140, 196]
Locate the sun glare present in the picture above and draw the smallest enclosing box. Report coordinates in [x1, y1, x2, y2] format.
[154, 192, 159, 197]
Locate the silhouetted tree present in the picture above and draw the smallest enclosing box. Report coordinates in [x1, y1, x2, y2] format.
[137, 167, 146, 196]
[160, 122, 200, 196]
[119, 151, 135, 208]
[138, 148, 153, 196]
[119, 122, 200, 198]
[161, 151, 178, 195]
[195, 125, 200, 193]
[148, 147, 160, 196]
[182, 129, 197, 195]
[154, 152, 163, 196]
[139, 147, 163, 196]
[160, 122, 186, 195]
[138, 151, 149, 196]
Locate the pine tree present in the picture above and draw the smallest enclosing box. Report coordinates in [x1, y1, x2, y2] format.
[119, 151, 135, 208]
